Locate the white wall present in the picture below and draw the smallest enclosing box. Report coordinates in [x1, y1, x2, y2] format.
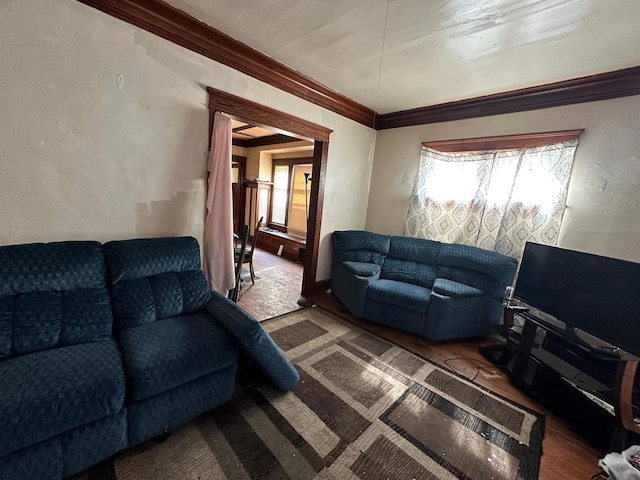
[0, 0, 376, 281]
[367, 97, 640, 263]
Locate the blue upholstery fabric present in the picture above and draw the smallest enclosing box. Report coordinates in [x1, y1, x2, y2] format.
[0, 410, 127, 480]
[342, 261, 381, 277]
[331, 230, 518, 341]
[432, 278, 483, 298]
[330, 262, 377, 318]
[0, 241, 106, 295]
[332, 230, 390, 264]
[364, 300, 427, 335]
[331, 231, 389, 318]
[104, 237, 213, 328]
[60, 410, 128, 478]
[0, 435, 62, 480]
[105, 236, 241, 452]
[127, 365, 236, 446]
[1, 235, 246, 478]
[425, 294, 502, 340]
[437, 243, 517, 299]
[367, 279, 431, 312]
[104, 236, 202, 282]
[0, 241, 113, 358]
[117, 312, 238, 401]
[381, 236, 440, 288]
[206, 291, 299, 391]
[0, 339, 125, 457]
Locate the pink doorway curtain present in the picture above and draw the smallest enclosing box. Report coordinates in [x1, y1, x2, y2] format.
[203, 112, 235, 294]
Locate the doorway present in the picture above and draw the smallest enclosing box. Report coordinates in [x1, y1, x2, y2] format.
[207, 87, 332, 307]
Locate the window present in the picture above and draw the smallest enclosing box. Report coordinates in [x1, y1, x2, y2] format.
[405, 130, 583, 259]
[271, 165, 289, 225]
[269, 159, 312, 238]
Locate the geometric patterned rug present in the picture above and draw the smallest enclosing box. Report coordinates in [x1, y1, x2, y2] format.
[75, 307, 544, 480]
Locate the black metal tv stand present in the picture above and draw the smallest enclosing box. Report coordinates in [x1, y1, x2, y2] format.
[481, 304, 640, 452]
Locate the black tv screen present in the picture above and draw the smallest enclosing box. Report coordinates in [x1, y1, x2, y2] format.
[514, 242, 640, 357]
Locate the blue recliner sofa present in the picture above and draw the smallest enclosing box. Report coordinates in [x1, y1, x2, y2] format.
[0, 241, 128, 479]
[331, 230, 518, 341]
[0, 236, 298, 479]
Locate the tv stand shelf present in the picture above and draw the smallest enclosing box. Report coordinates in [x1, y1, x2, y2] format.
[493, 305, 640, 451]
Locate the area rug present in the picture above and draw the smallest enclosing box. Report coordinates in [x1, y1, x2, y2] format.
[76, 308, 544, 480]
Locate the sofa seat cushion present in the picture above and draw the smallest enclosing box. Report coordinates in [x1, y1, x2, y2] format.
[432, 278, 483, 298]
[367, 279, 431, 313]
[342, 261, 381, 277]
[118, 313, 239, 402]
[0, 339, 125, 457]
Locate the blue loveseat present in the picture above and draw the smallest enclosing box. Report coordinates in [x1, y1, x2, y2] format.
[0, 236, 298, 479]
[331, 231, 518, 341]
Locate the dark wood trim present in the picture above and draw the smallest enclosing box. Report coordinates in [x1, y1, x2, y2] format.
[208, 88, 330, 299]
[76, 0, 375, 127]
[302, 140, 328, 297]
[376, 66, 640, 130]
[423, 129, 584, 152]
[272, 158, 314, 167]
[208, 87, 332, 142]
[614, 360, 640, 434]
[232, 134, 304, 149]
[271, 163, 293, 227]
[308, 279, 331, 298]
[75, 0, 640, 131]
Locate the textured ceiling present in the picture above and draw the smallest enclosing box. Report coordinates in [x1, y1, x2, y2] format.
[165, 0, 640, 114]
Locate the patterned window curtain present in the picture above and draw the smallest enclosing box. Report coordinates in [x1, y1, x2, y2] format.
[404, 139, 579, 259]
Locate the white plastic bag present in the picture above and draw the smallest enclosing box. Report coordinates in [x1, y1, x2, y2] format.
[599, 445, 640, 480]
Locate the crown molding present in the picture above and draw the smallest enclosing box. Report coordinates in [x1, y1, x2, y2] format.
[77, 0, 376, 128]
[75, 1, 640, 131]
[376, 66, 640, 130]
[208, 87, 332, 142]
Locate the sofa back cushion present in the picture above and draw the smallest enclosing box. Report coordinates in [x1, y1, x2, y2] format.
[436, 243, 518, 300]
[380, 236, 440, 288]
[104, 237, 212, 329]
[332, 230, 390, 265]
[0, 241, 113, 358]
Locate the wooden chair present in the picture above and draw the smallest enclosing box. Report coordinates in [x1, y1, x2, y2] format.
[235, 216, 262, 285]
[229, 224, 249, 303]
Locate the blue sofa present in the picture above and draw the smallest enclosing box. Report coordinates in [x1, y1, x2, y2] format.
[331, 231, 518, 341]
[0, 236, 298, 479]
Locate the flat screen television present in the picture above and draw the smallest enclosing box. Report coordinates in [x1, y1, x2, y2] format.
[514, 242, 640, 358]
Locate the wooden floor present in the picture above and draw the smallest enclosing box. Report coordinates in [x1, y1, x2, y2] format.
[237, 247, 305, 321]
[239, 250, 603, 479]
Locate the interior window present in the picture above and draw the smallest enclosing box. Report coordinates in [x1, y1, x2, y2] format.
[271, 165, 290, 225]
[269, 160, 313, 238]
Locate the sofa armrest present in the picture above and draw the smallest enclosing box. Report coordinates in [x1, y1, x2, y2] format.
[205, 291, 299, 391]
[342, 261, 381, 278]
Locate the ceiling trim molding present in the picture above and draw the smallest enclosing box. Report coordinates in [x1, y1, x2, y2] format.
[208, 87, 332, 142]
[423, 129, 585, 152]
[376, 66, 640, 130]
[76, 0, 376, 128]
